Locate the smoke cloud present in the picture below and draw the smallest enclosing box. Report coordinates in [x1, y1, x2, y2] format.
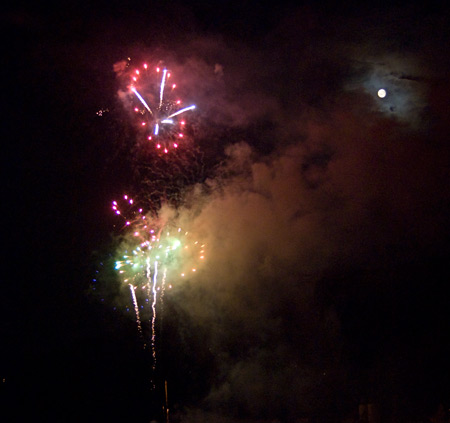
[108, 6, 450, 421]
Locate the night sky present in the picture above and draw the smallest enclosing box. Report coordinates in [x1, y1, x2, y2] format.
[2, 1, 450, 422]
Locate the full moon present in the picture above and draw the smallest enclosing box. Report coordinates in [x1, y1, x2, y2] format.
[377, 88, 387, 98]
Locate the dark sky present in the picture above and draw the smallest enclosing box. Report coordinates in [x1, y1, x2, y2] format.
[2, 1, 450, 422]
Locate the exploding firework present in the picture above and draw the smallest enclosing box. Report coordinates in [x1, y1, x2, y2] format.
[113, 59, 207, 212]
[111, 194, 206, 373]
[113, 195, 205, 285]
[127, 62, 196, 153]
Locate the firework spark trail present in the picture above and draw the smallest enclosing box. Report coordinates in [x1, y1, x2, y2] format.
[151, 260, 158, 371]
[167, 105, 196, 119]
[131, 87, 153, 114]
[129, 284, 145, 346]
[160, 266, 167, 305]
[159, 68, 168, 109]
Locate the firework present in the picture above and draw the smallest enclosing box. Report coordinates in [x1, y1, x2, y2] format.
[111, 194, 205, 373]
[128, 63, 196, 153]
[113, 196, 205, 287]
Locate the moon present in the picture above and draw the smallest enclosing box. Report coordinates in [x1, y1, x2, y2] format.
[377, 88, 387, 98]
